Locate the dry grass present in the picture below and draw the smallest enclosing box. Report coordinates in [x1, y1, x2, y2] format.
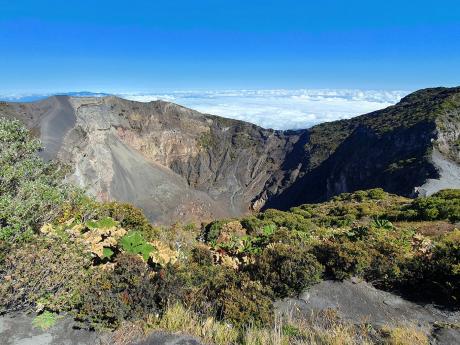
[242, 316, 284, 345]
[100, 321, 146, 345]
[381, 325, 429, 345]
[148, 303, 239, 345]
[394, 220, 455, 237]
[141, 304, 429, 345]
[271, 309, 373, 345]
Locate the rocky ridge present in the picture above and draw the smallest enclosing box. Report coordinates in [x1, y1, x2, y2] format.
[1, 87, 460, 223]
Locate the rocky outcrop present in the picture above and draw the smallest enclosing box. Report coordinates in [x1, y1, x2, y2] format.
[0, 313, 103, 345]
[275, 279, 460, 345]
[0, 313, 205, 345]
[1, 87, 460, 223]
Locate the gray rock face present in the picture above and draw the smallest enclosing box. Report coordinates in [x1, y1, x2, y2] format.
[275, 279, 460, 344]
[0, 95, 302, 223]
[417, 149, 460, 196]
[0, 313, 205, 345]
[1, 87, 460, 223]
[0, 313, 102, 345]
[36, 96, 76, 161]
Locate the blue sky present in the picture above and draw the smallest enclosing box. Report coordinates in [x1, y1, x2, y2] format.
[1, 0, 459, 93]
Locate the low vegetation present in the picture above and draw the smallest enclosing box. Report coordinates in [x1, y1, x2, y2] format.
[0, 118, 458, 344]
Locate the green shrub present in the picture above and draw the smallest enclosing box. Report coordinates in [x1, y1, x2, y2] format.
[97, 201, 159, 239]
[203, 220, 230, 242]
[343, 226, 369, 241]
[368, 188, 387, 200]
[157, 255, 274, 327]
[250, 243, 323, 297]
[190, 244, 214, 265]
[240, 216, 277, 236]
[315, 240, 372, 280]
[0, 236, 91, 313]
[364, 241, 411, 289]
[405, 230, 460, 304]
[56, 192, 99, 224]
[0, 118, 76, 242]
[259, 209, 315, 233]
[157, 258, 230, 315]
[32, 311, 58, 330]
[403, 189, 460, 222]
[267, 227, 312, 246]
[216, 278, 273, 327]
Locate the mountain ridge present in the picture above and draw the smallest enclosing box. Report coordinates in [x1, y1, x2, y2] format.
[1, 86, 459, 223]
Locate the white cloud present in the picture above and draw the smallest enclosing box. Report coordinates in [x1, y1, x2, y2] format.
[0, 89, 410, 130]
[118, 89, 409, 130]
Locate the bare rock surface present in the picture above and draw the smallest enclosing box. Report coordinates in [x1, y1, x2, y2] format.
[418, 149, 460, 196]
[0, 313, 205, 345]
[0, 313, 102, 345]
[275, 279, 460, 344]
[38, 96, 76, 161]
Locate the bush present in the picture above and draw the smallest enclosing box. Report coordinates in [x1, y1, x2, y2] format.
[74, 253, 161, 329]
[56, 192, 99, 225]
[203, 220, 231, 242]
[250, 243, 323, 297]
[158, 255, 274, 327]
[363, 229, 414, 288]
[0, 236, 91, 313]
[96, 201, 159, 239]
[191, 244, 214, 265]
[156, 258, 230, 315]
[368, 188, 387, 200]
[0, 118, 75, 242]
[216, 278, 273, 327]
[404, 230, 460, 305]
[315, 240, 372, 280]
[403, 189, 460, 222]
[258, 209, 315, 233]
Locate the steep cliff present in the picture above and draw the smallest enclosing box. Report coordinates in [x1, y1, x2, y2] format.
[1, 87, 459, 223]
[262, 87, 460, 209]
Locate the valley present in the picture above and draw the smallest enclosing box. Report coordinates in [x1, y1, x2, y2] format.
[1, 87, 460, 224]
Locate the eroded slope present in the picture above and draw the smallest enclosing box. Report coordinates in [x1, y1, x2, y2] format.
[1, 87, 460, 223]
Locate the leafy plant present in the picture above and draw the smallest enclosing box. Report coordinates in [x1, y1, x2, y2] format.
[120, 231, 155, 261]
[345, 226, 369, 241]
[102, 247, 115, 260]
[371, 218, 394, 230]
[262, 224, 276, 237]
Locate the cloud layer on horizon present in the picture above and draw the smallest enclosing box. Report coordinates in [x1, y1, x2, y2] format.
[0, 89, 409, 130]
[119, 89, 409, 130]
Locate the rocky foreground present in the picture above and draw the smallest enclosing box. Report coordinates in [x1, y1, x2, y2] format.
[2, 279, 459, 345]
